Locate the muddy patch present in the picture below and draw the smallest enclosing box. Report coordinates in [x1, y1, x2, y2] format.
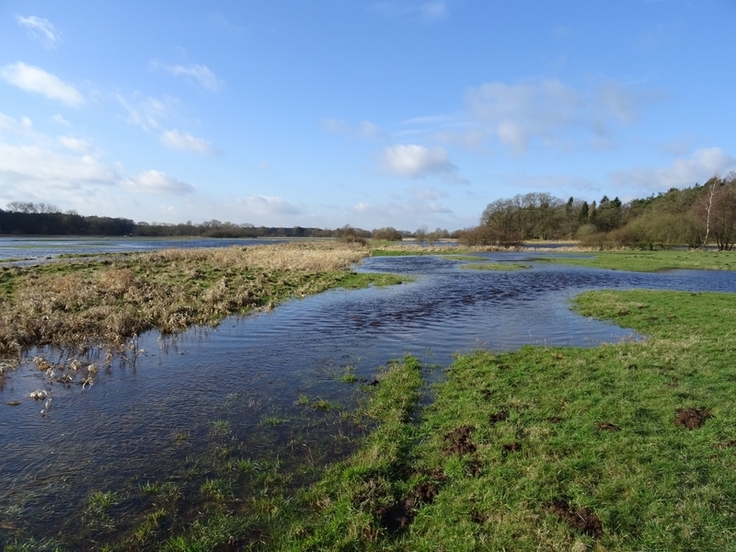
[374, 478, 442, 533]
[443, 425, 476, 455]
[546, 499, 603, 538]
[501, 442, 521, 454]
[489, 408, 510, 425]
[675, 407, 711, 430]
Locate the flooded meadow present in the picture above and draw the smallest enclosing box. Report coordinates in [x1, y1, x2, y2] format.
[2, 245, 736, 548]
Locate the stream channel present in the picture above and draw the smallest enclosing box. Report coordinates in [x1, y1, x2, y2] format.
[1, 250, 736, 546]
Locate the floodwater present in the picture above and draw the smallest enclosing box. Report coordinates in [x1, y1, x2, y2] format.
[1, 250, 735, 547]
[0, 236, 291, 264]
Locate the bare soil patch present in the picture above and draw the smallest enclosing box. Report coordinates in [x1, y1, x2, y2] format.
[675, 407, 711, 430]
[489, 408, 510, 425]
[443, 425, 476, 455]
[546, 499, 603, 538]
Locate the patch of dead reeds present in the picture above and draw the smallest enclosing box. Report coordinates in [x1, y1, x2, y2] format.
[0, 243, 370, 357]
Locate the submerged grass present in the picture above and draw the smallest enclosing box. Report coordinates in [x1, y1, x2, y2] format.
[0, 242, 404, 358]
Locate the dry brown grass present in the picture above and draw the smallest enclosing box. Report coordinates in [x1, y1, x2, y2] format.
[0, 242, 371, 357]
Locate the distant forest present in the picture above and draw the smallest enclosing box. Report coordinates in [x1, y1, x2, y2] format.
[0, 202, 345, 239]
[465, 174, 736, 251]
[2, 173, 735, 250]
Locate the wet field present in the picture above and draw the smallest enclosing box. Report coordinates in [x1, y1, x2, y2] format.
[2, 250, 735, 547]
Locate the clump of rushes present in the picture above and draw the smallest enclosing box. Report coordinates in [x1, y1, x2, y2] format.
[0, 242, 403, 357]
[272, 291, 736, 551]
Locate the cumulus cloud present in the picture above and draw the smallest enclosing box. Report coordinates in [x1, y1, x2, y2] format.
[161, 129, 214, 155]
[464, 78, 656, 154]
[152, 62, 221, 91]
[321, 118, 382, 138]
[17, 15, 61, 49]
[0, 143, 117, 187]
[369, 1, 448, 23]
[609, 148, 736, 192]
[381, 144, 465, 182]
[124, 170, 196, 195]
[0, 62, 84, 106]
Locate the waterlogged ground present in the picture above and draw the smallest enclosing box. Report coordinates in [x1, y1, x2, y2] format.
[0, 236, 292, 265]
[2, 252, 736, 547]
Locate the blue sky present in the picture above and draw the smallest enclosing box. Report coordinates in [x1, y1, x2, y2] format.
[1, 1, 735, 231]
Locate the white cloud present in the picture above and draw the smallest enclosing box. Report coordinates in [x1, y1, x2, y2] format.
[161, 129, 214, 155]
[116, 93, 181, 133]
[381, 144, 464, 182]
[232, 195, 302, 216]
[0, 62, 84, 107]
[411, 186, 448, 201]
[609, 148, 736, 192]
[321, 118, 383, 138]
[16, 15, 61, 49]
[464, 78, 655, 154]
[348, 197, 453, 229]
[52, 114, 71, 127]
[153, 62, 221, 91]
[0, 143, 117, 187]
[124, 170, 195, 195]
[0, 112, 33, 133]
[58, 136, 90, 153]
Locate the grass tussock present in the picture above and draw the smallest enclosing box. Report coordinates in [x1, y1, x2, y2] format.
[0, 242, 395, 357]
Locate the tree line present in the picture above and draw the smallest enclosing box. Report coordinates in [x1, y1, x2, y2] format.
[463, 173, 736, 250]
[5, 174, 735, 250]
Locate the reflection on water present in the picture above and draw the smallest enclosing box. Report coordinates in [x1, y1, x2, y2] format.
[1, 252, 735, 545]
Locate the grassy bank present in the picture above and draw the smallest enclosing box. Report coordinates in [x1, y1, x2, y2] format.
[266, 289, 736, 551]
[539, 249, 736, 272]
[0, 242, 401, 359]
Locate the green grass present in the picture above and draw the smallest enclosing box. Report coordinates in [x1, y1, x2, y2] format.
[539, 249, 736, 272]
[270, 290, 736, 551]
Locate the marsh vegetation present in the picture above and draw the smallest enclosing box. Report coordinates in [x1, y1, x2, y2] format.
[0, 242, 401, 361]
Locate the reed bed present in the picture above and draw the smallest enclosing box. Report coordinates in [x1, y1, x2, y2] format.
[0, 242, 371, 358]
